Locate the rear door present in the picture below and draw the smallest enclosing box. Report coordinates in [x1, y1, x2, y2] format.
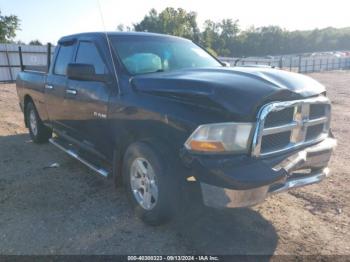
[45, 40, 76, 131]
[64, 40, 112, 156]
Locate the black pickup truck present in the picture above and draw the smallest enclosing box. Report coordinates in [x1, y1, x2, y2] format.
[16, 32, 336, 225]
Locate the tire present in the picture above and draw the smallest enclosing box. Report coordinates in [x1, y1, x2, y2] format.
[26, 102, 52, 143]
[123, 142, 178, 225]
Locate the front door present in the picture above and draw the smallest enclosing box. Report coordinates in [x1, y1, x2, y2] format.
[64, 40, 112, 156]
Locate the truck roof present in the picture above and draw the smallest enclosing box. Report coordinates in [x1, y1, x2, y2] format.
[58, 31, 187, 44]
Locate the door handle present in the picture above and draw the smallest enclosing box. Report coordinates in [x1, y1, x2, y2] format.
[66, 89, 77, 95]
[45, 84, 54, 89]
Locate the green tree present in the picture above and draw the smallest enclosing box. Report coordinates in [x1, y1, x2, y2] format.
[201, 19, 239, 56]
[134, 8, 200, 42]
[201, 20, 220, 50]
[0, 10, 20, 42]
[29, 39, 42, 45]
[15, 40, 25, 45]
[134, 9, 160, 33]
[116, 23, 132, 32]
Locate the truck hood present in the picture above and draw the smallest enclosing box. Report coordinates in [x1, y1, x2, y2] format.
[130, 67, 326, 121]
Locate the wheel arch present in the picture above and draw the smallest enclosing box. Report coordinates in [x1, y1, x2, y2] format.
[112, 133, 181, 187]
[23, 95, 34, 127]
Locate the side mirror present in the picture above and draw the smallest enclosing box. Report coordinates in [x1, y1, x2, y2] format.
[222, 61, 231, 67]
[67, 63, 109, 82]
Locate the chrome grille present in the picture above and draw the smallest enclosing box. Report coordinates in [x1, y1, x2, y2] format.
[264, 107, 294, 127]
[252, 96, 331, 157]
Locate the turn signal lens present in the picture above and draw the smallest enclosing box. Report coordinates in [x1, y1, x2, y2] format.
[189, 141, 226, 152]
[185, 122, 253, 153]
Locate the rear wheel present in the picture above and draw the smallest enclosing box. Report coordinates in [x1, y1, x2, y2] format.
[26, 102, 52, 143]
[123, 142, 178, 225]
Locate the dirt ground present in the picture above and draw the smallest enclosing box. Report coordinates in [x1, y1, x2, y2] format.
[0, 71, 349, 255]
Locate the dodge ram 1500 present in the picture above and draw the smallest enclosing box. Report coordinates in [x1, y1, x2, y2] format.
[16, 32, 336, 225]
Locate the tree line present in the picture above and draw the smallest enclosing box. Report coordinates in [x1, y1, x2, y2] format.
[1, 8, 350, 57]
[126, 7, 350, 57]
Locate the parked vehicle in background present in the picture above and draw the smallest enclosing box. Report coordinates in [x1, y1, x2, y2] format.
[16, 32, 336, 225]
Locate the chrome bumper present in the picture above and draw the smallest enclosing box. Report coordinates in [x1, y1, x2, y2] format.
[201, 137, 336, 208]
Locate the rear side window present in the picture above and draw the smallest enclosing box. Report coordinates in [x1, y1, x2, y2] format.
[54, 44, 75, 75]
[75, 41, 108, 74]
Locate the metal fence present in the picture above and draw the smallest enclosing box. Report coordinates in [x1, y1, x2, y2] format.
[220, 55, 350, 73]
[0, 43, 55, 82]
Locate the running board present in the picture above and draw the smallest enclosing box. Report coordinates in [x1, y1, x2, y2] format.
[49, 138, 109, 177]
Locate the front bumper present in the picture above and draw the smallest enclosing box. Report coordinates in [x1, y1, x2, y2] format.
[187, 137, 336, 208]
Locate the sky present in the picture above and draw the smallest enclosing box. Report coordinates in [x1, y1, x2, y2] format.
[1, 0, 349, 44]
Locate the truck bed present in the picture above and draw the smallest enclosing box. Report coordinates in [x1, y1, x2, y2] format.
[16, 71, 47, 119]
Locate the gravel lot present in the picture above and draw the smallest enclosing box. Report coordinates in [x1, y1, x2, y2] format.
[0, 71, 349, 255]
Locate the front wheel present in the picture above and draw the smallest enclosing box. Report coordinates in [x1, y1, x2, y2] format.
[123, 142, 178, 225]
[26, 102, 52, 143]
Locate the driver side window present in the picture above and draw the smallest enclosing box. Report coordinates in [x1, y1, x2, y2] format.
[75, 41, 108, 74]
[54, 44, 74, 75]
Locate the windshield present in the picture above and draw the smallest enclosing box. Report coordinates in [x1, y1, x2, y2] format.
[110, 35, 222, 75]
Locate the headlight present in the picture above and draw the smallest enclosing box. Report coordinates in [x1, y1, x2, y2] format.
[184, 122, 254, 153]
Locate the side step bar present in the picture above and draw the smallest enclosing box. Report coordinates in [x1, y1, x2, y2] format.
[49, 138, 109, 177]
